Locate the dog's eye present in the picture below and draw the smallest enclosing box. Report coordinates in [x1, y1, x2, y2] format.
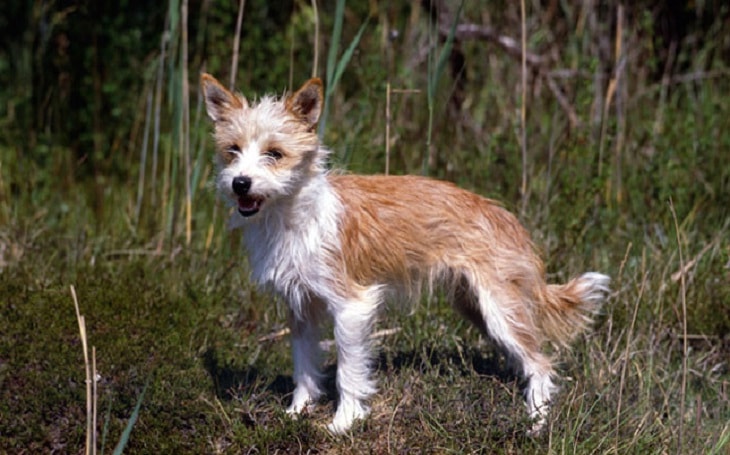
[264, 149, 283, 160]
[222, 144, 240, 162]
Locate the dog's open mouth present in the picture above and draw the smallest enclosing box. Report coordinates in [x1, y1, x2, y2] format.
[237, 195, 264, 217]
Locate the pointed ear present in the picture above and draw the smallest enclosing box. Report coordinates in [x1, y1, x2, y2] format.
[286, 78, 323, 127]
[200, 73, 247, 122]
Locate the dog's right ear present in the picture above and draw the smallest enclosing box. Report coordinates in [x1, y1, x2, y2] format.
[286, 78, 323, 127]
[201, 73, 248, 122]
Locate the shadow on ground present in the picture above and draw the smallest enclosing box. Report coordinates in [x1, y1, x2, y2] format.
[201, 342, 522, 404]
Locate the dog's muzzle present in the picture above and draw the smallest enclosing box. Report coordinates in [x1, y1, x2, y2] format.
[231, 176, 263, 217]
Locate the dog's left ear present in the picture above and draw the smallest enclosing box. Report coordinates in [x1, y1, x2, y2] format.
[286, 78, 323, 127]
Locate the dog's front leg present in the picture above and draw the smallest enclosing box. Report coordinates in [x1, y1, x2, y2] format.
[286, 310, 324, 416]
[327, 288, 381, 434]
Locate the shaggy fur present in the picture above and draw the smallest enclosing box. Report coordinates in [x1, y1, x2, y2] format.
[201, 73, 610, 434]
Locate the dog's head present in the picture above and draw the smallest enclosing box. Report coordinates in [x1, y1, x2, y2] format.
[201, 73, 326, 218]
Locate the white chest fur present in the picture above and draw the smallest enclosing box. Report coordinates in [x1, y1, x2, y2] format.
[240, 175, 342, 318]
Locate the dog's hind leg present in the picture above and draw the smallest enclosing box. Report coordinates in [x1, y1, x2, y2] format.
[475, 285, 556, 435]
[327, 285, 382, 434]
[287, 307, 325, 415]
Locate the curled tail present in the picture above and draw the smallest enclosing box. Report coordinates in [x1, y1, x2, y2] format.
[538, 272, 610, 347]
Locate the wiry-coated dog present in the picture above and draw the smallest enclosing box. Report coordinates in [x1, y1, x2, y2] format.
[201, 73, 610, 434]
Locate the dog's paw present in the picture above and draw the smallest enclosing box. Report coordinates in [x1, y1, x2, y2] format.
[326, 420, 348, 434]
[287, 385, 320, 416]
[327, 416, 361, 435]
[327, 398, 369, 434]
[526, 415, 547, 437]
[286, 401, 313, 417]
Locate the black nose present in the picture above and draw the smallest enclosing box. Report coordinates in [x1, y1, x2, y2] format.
[232, 176, 252, 196]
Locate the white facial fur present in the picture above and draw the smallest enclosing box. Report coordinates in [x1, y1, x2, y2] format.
[213, 97, 320, 205]
[201, 74, 326, 223]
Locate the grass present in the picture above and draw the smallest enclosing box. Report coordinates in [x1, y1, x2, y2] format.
[1, 1, 729, 453]
[0, 200, 727, 452]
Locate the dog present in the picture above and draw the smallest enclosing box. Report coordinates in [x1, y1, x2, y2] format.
[201, 73, 610, 434]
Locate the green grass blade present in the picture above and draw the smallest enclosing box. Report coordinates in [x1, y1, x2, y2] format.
[428, 1, 463, 99]
[324, 0, 344, 86]
[111, 379, 151, 455]
[709, 423, 730, 455]
[99, 395, 113, 455]
[331, 20, 368, 93]
[424, 1, 463, 176]
[318, 0, 345, 139]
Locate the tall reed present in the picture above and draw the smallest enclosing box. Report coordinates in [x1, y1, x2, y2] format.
[318, 0, 368, 141]
[424, 1, 462, 176]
